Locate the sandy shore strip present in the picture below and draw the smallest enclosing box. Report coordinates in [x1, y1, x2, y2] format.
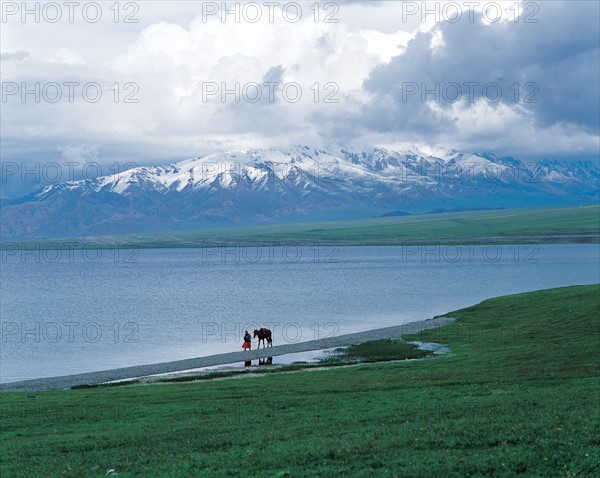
[0, 317, 454, 392]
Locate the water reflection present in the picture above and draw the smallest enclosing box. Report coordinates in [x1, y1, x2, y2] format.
[245, 357, 273, 367]
[259, 357, 273, 366]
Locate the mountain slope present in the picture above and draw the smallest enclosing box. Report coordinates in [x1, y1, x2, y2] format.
[1, 146, 598, 239]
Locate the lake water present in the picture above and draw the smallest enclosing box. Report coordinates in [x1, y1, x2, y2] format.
[1, 244, 598, 383]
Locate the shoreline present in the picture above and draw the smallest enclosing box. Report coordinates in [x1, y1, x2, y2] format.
[2, 235, 599, 250]
[0, 316, 454, 392]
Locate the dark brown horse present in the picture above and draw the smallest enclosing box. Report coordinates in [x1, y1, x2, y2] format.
[253, 328, 272, 348]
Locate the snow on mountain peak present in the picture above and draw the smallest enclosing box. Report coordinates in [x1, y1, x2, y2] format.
[30, 147, 598, 205]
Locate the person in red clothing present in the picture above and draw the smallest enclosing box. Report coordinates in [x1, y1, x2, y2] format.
[242, 330, 252, 350]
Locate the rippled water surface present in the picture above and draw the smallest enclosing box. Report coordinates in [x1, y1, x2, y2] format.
[1, 244, 598, 382]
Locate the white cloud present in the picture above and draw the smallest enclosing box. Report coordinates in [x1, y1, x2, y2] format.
[47, 48, 86, 65]
[0, 0, 598, 199]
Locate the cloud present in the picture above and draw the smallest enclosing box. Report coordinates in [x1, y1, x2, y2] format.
[47, 48, 85, 65]
[0, 51, 29, 61]
[0, 1, 598, 199]
[360, 1, 599, 155]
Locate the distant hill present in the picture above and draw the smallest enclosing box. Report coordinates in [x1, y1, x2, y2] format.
[427, 207, 503, 214]
[380, 211, 412, 217]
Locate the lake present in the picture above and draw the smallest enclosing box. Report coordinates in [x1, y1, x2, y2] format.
[1, 244, 598, 383]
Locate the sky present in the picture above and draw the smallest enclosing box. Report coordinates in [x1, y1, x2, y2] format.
[1, 0, 599, 197]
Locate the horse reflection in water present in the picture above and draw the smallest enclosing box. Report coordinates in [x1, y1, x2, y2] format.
[244, 357, 273, 367]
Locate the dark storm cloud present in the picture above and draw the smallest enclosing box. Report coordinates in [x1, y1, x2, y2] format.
[362, 1, 600, 135]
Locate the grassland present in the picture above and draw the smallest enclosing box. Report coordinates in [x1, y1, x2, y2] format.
[1, 284, 599, 477]
[2, 205, 598, 249]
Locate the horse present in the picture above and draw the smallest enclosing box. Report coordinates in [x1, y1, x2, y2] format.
[253, 328, 273, 349]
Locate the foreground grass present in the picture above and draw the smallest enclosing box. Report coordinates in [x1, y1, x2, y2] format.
[1, 285, 599, 477]
[4, 205, 598, 249]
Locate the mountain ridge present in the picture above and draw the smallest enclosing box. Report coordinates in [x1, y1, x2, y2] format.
[1, 146, 598, 240]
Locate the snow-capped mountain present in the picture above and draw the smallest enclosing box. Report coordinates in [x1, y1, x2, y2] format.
[1, 146, 598, 239]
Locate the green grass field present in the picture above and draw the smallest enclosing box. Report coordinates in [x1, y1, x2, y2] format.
[1, 285, 599, 477]
[96, 205, 600, 246]
[4, 205, 598, 249]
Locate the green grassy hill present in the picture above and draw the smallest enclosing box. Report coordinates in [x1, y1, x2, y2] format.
[6, 205, 598, 249]
[1, 285, 599, 477]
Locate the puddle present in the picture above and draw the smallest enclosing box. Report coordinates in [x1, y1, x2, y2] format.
[112, 348, 339, 383]
[106, 344, 444, 385]
[220, 348, 339, 369]
[408, 341, 450, 355]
